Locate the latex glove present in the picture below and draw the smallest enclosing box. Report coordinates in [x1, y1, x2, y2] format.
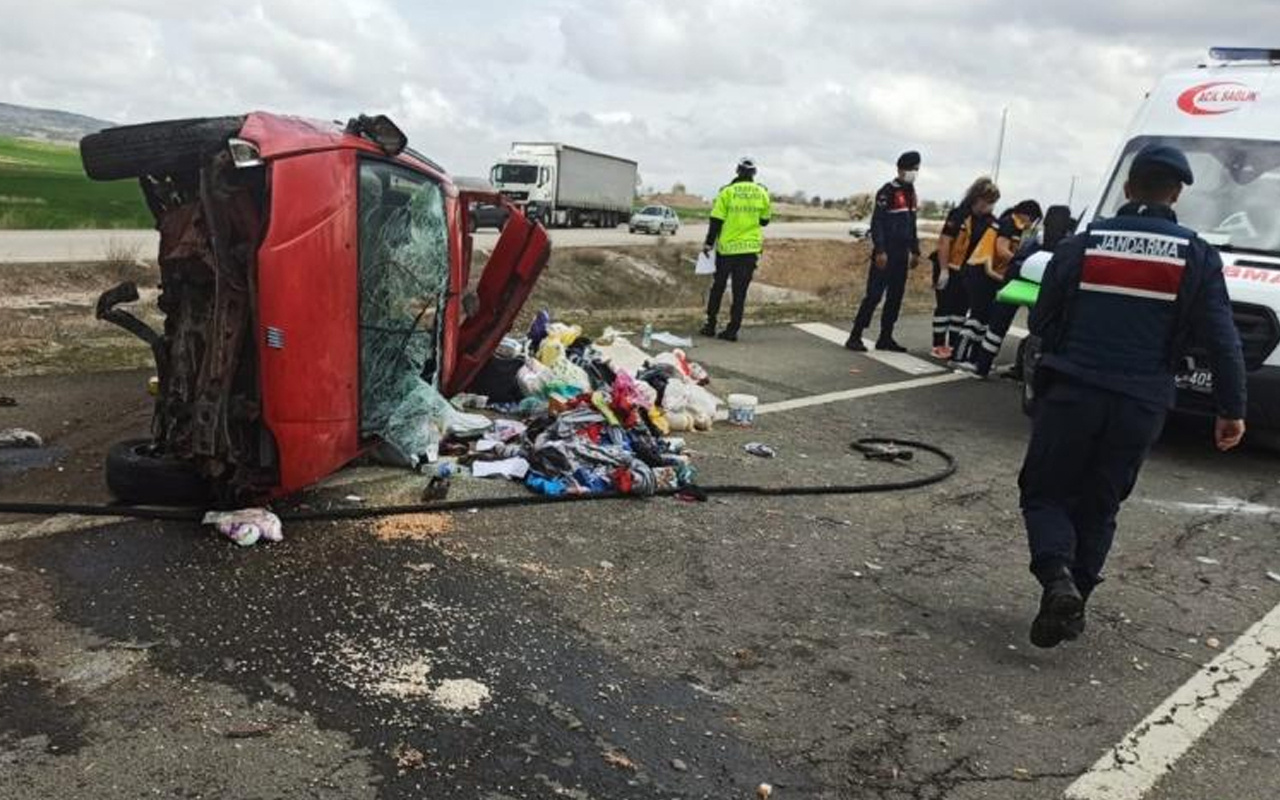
[1215, 418, 1245, 451]
[936, 269, 950, 291]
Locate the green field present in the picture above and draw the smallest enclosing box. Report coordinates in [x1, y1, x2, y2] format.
[0, 136, 151, 229]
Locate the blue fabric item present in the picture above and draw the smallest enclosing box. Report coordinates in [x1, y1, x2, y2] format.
[525, 472, 567, 496]
[528, 310, 551, 350]
[573, 467, 612, 494]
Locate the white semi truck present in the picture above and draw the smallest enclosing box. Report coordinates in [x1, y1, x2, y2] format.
[490, 142, 637, 229]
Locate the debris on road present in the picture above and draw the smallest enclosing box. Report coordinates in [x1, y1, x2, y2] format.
[430, 678, 492, 712]
[1195, 556, 1220, 565]
[472, 456, 531, 481]
[203, 508, 283, 547]
[374, 514, 452, 542]
[757, 783, 774, 799]
[0, 428, 42, 449]
[651, 331, 693, 348]
[745, 443, 776, 459]
[0, 396, 16, 407]
[433, 313, 712, 497]
[603, 750, 637, 771]
[224, 722, 274, 739]
[671, 757, 689, 772]
[1268, 571, 1280, 584]
[727, 393, 759, 427]
[392, 743, 428, 772]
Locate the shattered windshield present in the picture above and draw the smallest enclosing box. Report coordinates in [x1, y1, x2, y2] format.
[1100, 136, 1280, 257]
[493, 164, 539, 184]
[358, 160, 452, 458]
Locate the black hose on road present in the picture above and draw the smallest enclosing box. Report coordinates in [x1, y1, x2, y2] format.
[0, 438, 956, 523]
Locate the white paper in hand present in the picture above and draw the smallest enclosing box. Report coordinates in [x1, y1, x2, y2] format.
[695, 250, 716, 276]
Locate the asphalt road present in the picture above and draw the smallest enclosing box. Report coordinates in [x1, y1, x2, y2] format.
[2, 316, 1279, 799]
[0, 221, 865, 263]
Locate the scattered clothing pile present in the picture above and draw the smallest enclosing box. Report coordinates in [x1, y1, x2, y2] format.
[441, 312, 720, 497]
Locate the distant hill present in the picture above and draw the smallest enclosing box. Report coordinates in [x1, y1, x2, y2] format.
[0, 102, 115, 144]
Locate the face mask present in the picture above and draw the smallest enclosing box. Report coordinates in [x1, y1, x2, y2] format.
[901, 170, 918, 184]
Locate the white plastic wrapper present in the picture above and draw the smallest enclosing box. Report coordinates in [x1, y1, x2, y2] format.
[203, 508, 284, 547]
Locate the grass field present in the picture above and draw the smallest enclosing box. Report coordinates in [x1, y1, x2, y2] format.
[0, 137, 151, 229]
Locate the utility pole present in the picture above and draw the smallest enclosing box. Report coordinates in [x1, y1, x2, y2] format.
[992, 107, 1008, 183]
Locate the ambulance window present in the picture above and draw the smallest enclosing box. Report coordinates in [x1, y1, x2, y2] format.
[1100, 136, 1280, 257]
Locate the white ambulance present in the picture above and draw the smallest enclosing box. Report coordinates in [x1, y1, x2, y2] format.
[1020, 47, 1280, 434]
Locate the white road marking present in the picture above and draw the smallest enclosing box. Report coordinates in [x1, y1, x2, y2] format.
[1141, 496, 1280, 517]
[1065, 599, 1280, 800]
[753, 373, 970, 416]
[0, 514, 125, 543]
[793, 322, 947, 376]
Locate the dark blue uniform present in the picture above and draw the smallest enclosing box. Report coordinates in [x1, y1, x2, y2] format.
[849, 179, 919, 343]
[1019, 202, 1246, 595]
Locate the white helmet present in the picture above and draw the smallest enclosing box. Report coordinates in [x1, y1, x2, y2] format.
[737, 156, 757, 174]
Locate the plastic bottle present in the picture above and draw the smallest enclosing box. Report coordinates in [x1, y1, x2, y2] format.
[641, 322, 653, 349]
[418, 461, 456, 479]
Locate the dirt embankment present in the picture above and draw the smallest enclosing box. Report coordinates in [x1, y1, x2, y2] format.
[1, 238, 937, 377]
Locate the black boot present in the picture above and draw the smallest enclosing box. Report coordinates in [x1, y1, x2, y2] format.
[717, 329, 738, 342]
[699, 322, 716, 337]
[845, 331, 867, 351]
[875, 337, 907, 353]
[1030, 567, 1085, 649]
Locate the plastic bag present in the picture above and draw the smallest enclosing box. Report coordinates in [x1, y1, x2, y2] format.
[203, 508, 283, 547]
[517, 358, 555, 398]
[547, 351, 592, 393]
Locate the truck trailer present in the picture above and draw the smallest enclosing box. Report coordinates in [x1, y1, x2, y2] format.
[490, 142, 637, 229]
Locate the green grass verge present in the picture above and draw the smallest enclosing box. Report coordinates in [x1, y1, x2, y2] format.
[0, 136, 152, 229]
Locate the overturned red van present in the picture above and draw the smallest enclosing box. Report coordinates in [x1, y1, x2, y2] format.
[80, 112, 549, 503]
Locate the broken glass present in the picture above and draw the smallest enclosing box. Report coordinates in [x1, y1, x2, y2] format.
[359, 160, 484, 466]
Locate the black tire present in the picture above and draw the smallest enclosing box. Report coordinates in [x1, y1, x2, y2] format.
[80, 116, 246, 181]
[105, 439, 210, 505]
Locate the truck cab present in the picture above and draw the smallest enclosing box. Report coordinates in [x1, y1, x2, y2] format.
[491, 145, 557, 224]
[1014, 48, 1280, 435]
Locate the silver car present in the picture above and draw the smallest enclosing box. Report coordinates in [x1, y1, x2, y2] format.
[629, 205, 680, 235]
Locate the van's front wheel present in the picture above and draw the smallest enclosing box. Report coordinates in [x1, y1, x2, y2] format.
[105, 439, 210, 506]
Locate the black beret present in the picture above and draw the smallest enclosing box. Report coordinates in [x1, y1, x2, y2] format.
[1131, 144, 1194, 186]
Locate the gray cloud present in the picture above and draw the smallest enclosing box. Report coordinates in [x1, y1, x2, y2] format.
[0, 0, 1267, 210]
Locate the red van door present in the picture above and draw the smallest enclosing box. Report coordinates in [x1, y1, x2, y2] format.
[445, 195, 550, 396]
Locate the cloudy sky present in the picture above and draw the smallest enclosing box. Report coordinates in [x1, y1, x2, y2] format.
[1, 0, 1274, 209]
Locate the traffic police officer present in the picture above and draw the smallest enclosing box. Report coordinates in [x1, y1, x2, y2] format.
[1019, 144, 1246, 648]
[701, 157, 772, 342]
[846, 151, 921, 352]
